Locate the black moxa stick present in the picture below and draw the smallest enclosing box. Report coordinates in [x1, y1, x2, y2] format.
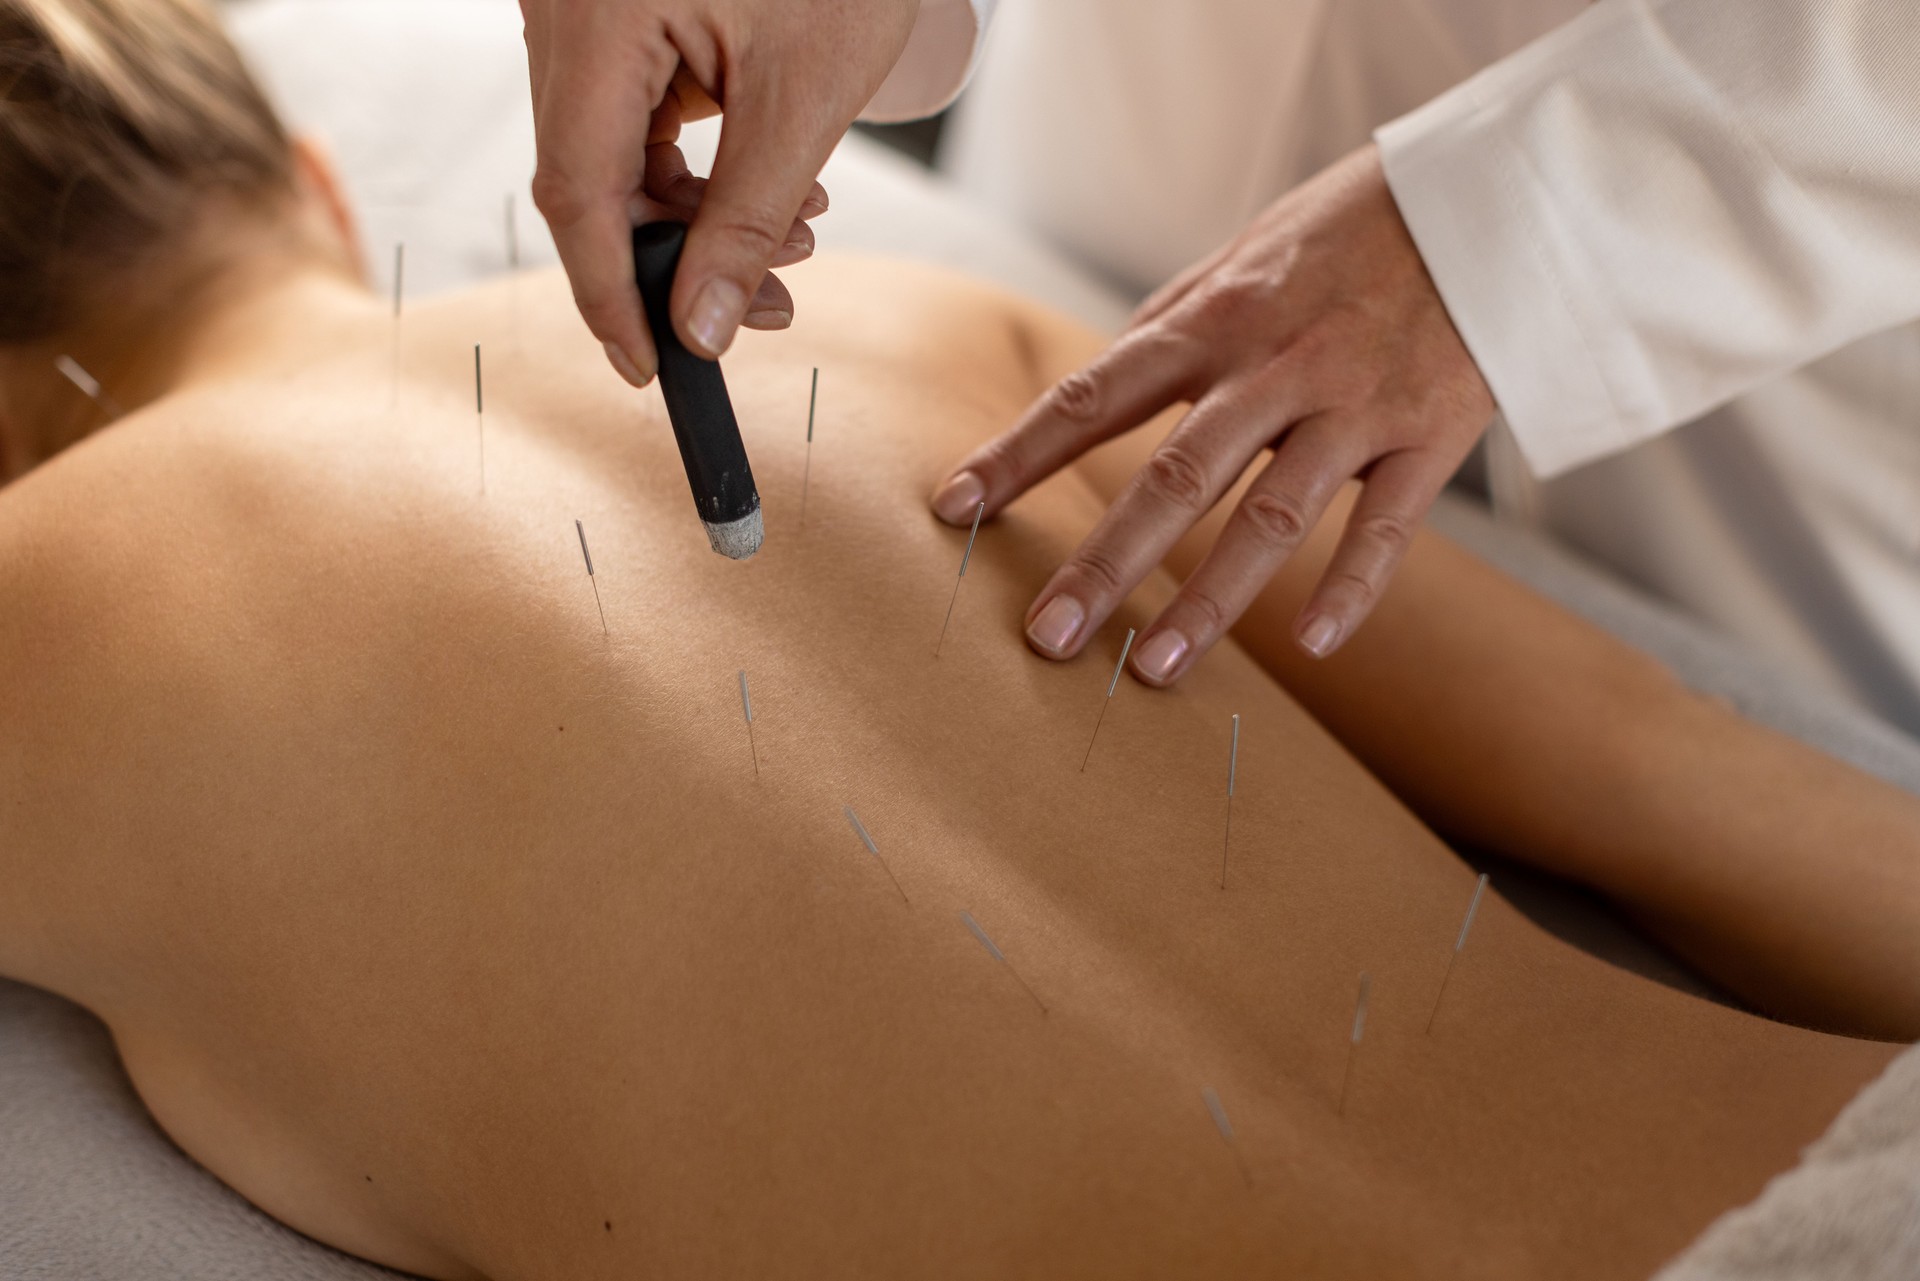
[631, 222, 763, 560]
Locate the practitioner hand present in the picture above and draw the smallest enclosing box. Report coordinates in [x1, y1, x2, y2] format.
[521, 0, 921, 385]
[930, 144, 1496, 682]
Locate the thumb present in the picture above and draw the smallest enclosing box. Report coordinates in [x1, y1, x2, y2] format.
[672, 84, 840, 359]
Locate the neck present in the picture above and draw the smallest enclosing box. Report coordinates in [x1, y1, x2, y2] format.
[2, 250, 380, 481]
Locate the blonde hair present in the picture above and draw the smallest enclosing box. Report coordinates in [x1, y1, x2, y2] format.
[0, 0, 295, 343]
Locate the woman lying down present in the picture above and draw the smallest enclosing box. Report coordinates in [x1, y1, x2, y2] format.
[3, 3, 1919, 1278]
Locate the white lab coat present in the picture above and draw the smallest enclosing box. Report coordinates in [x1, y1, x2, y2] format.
[865, 0, 997, 123]
[922, 0, 1920, 734]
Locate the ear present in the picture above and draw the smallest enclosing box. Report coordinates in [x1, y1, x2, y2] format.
[290, 134, 367, 285]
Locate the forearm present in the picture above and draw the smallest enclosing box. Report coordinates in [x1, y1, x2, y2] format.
[1030, 295, 1920, 1039]
[1232, 495, 1920, 1039]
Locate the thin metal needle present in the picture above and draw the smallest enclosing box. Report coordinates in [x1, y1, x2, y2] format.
[390, 243, 405, 409]
[505, 195, 521, 350]
[843, 806, 909, 904]
[1202, 1086, 1255, 1188]
[1080, 628, 1137, 772]
[934, 500, 986, 656]
[800, 367, 818, 527]
[1337, 972, 1371, 1118]
[575, 519, 608, 635]
[54, 356, 123, 419]
[1425, 873, 1489, 1034]
[1221, 714, 1241, 889]
[737, 670, 760, 777]
[474, 345, 487, 494]
[960, 910, 1048, 1016]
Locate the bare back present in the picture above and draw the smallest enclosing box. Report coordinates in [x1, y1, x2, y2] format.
[0, 257, 1894, 1280]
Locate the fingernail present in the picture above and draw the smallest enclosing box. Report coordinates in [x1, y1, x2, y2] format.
[1133, 630, 1189, 683]
[743, 308, 793, 331]
[1299, 614, 1344, 658]
[688, 278, 746, 356]
[603, 341, 649, 387]
[1027, 596, 1085, 656]
[932, 471, 986, 525]
[771, 238, 814, 268]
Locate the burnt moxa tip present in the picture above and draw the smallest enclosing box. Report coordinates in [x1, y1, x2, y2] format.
[704, 507, 764, 560]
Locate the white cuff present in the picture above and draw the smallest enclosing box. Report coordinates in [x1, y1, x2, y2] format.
[1379, 0, 1920, 480]
[1376, 25, 1648, 480]
[862, 0, 993, 124]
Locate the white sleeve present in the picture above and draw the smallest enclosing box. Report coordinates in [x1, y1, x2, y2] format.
[1375, 0, 1920, 478]
[861, 0, 997, 124]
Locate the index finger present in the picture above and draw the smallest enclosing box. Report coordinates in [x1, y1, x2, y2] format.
[930, 324, 1198, 526]
[528, 18, 677, 385]
[672, 72, 844, 359]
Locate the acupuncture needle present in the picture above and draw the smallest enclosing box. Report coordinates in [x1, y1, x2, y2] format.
[935, 500, 986, 657]
[800, 367, 818, 527]
[389, 243, 405, 409]
[575, 519, 608, 635]
[1202, 1086, 1254, 1188]
[1425, 873, 1489, 1034]
[1337, 972, 1371, 1118]
[1221, 714, 1240, 889]
[504, 195, 521, 351]
[474, 344, 487, 494]
[737, 670, 760, 778]
[843, 805, 909, 905]
[959, 910, 1047, 1016]
[1080, 628, 1137, 771]
[54, 356, 123, 420]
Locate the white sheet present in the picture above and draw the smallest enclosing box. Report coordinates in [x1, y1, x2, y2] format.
[222, 0, 1130, 332]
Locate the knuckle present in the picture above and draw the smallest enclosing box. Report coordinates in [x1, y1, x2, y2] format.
[970, 433, 1029, 488]
[1238, 489, 1310, 550]
[1179, 587, 1231, 636]
[1049, 369, 1103, 421]
[1140, 445, 1210, 511]
[1351, 510, 1415, 558]
[707, 212, 787, 267]
[1322, 566, 1380, 608]
[529, 166, 591, 228]
[1069, 544, 1129, 599]
[571, 292, 626, 337]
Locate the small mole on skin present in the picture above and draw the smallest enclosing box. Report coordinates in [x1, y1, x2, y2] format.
[604, 1221, 613, 1233]
[365, 1175, 373, 1183]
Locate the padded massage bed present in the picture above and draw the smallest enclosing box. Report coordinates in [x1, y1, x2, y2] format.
[5, 3, 1918, 1275]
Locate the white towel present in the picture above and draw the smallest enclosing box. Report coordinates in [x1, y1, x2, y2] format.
[1658, 1042, 1920, 1281]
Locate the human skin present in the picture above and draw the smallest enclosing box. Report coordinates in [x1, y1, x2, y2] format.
[933, 144, 1499, 681]
[520, 0, 920, 382]
[0, 253, 1911, 1280]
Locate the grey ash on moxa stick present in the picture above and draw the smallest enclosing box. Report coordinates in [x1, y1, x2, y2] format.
[632, 222, 763, 560]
